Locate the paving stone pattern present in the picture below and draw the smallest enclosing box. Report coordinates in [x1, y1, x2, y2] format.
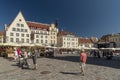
[0, 54, 120, 80]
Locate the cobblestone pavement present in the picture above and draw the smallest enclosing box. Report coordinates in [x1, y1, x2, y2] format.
[0, 54, 120, 80]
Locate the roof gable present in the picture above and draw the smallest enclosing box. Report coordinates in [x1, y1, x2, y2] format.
[6, 11, 31, 33]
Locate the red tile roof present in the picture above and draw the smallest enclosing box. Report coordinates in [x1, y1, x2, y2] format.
[78, 38, 92, 44]
[27, 21, 50, 31]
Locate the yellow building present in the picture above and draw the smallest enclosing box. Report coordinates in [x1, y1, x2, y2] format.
[0, 31, 3, 43]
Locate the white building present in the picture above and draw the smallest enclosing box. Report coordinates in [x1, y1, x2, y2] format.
[4, 11, 58, 47]
[78, 38, 93, 49]
[57, 30, 79, 49]
[4, 12, 31, 46]
[27, 21, 58, 47]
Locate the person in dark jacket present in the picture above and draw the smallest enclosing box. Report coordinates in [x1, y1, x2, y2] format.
[32, 49, 37, 70]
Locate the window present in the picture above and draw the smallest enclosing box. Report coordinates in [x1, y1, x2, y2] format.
[12, 28, 16, 31]
[67, 42, 70, 45]
[45, 40, 47, 43]
[16, 38, 19, 42]
[21, 24, 24, 27]
[44, 32, 47, 35]
[36, 31, 39, 33]
[21, 34, 24, 37]
[36, 35, 39, 38]
[76, 43, 77, 45]
[25, 29, 27, 32]
[41, 31, 43, 34]
[17, 28, 20, 32]
[17, 23, 20, 27]
[72, 42, 74, 45]
[41, 40, 43, 43]
[45, 36, 47, 38]
[21, 29, 24, 32]
[67, 38, 70, 40]
[10, 33, 14, 36]
[51, 40, 52, 44]
[26, 39, 29, 43]
[21, 38, 24, 43]
[32, 31, 34, 33]
[16, 33, 19, 36]
[36, 39, 39, 43]
[10, 38, 13, 42]
[41, 36, 43, 38]
[26, 34, 29, 37]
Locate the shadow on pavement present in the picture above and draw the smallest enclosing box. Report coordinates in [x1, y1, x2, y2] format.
[11, 63, 33, 70]
[60, 71, 80, 75]
[48, 55, 120, 69]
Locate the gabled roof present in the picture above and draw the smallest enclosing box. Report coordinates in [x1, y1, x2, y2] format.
[27, 21, 50, 31]
[78, 38, 92, 44]
[5, 11, 30, 31]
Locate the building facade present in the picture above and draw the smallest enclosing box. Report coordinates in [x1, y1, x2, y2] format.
[4, 12, 31, 46]
[78, 38, 93, 49]
[57, 30, 79, 49]
[0, 31, 3, 43]
[109, 33, 120, 47]
[27, 21, 58, 47]
[4, 11, 58, 46]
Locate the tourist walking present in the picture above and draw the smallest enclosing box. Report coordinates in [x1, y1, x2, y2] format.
[31, 49, 37, 70]
[80, 49, 87, 76]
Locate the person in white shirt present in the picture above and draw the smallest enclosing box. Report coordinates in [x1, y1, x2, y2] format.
[14, 48, 18, 61]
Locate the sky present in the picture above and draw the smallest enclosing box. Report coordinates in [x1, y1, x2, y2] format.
[0, 0, 120, 38]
